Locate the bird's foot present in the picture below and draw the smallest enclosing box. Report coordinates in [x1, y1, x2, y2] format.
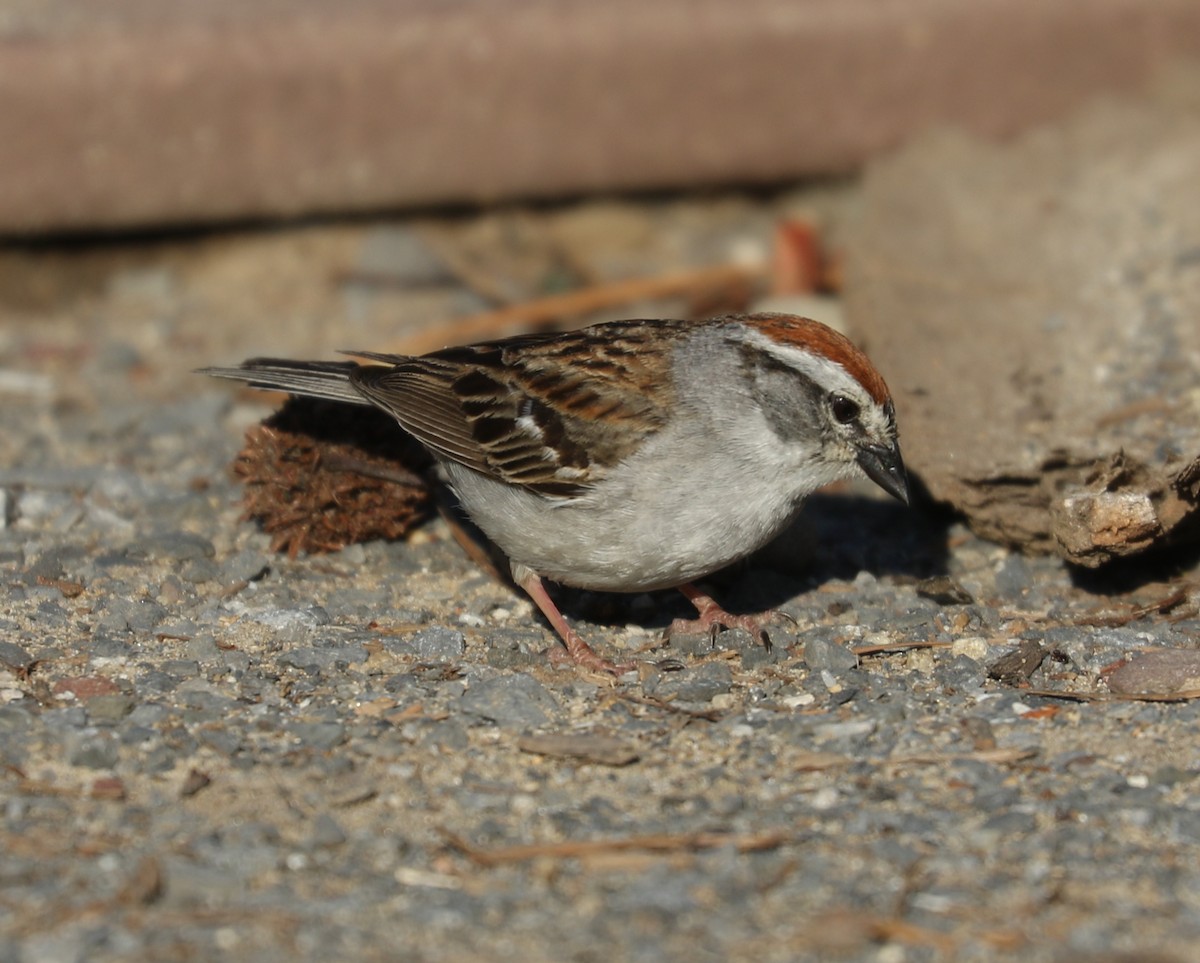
[546, 640, 636, 676]
[668, 584, 772, 651]
[519, 570, 636, 675]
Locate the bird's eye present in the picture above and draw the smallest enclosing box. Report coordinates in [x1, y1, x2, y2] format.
[830, 394, 860, 424]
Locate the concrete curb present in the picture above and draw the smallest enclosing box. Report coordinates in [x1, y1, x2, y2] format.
[4, 0, 1200, 233]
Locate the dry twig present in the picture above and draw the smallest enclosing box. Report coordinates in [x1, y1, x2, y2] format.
[852, 639, 953, 657]
[1069, 586, 1194, 628]
[1022, 687, 1200, 704]
[382, 264, 766, 357]
[440, 828, 787, 867]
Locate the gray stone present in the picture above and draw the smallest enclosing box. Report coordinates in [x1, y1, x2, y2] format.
[86, 694, 136, 725]
[936, 654, 987, 692]
[0, 640, 34, 673]
[221, 649, 252, 675]
[280, 644, 368, 674]
[739, 636, 779, 669]
[611, 867, 698, 917]
[811, 718, 877, 747]
[68, 732, 121, 769]
[97, 596, 169, 634]
[179, 557, 220, 584]
[137, 745, 180, 775]
[136, 672, 177, 696]
[42, 706, 89, 731]
[161, 660, 201, 679]
[803, 633, 859, 673]
[666, 631, 718, 657]
[183, 634, 222, 663]
[286, 722, 347, 751]
[0, 705, 33, 732]
[89, 632, 136, 658]
[19, 545, 85, 584]
[309, 812, 348, 848]
[120, 725, 158, 747]
[135, 531, 216, 562]
[177, 684, 237, 713]
[159, 858, 247, 909]
[220, 549, 272, 584]
[646, 661, 733, 704]
[411, 626, 466, 661]
[481, 626, 551, 668]
[14, 490, 82, 529]
[252, 606, 332, 640]
[198, 727, 243, 756]
[978, 808, 1038, 838]
[383, 673, 423, 696]
[994, 553, 1035, 599]
[460, 673, 558, 729]
[89, 465, 155, 504]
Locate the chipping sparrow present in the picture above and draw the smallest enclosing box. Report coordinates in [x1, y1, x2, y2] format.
[201, 313, 907, 673]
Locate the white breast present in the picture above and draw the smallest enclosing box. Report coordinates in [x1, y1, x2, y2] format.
[442, 398, 846, 593]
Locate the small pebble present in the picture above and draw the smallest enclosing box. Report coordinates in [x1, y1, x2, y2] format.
[459, 673, 558, 729]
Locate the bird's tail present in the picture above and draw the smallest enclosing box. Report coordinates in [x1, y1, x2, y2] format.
[197, 358, 370, 406]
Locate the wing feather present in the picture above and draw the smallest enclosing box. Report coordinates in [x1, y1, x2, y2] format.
[349, 320, 687, 495]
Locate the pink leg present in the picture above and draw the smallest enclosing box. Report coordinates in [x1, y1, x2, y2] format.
[517, 572, 635, 675]
[669, 583, 771, 648]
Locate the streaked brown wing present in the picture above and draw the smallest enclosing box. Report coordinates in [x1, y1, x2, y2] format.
[348, 319, 687, 496]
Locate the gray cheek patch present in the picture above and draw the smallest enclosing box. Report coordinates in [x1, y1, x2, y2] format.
[746, 356, 827, 445]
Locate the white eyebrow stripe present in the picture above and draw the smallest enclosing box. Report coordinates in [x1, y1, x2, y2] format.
[741, 327, 871, 402]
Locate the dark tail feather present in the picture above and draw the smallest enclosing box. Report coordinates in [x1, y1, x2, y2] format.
[197, 358, 369, 406]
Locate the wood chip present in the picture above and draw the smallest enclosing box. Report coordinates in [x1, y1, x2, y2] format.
[915, 576, 975, 605]
[179, 769, 211, 798]
[516, 732, 639, 766]
[987, 640, 1047, 685]
[36, 575, 85, 598]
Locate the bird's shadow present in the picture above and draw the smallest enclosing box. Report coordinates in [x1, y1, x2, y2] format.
[1066, 537, 1200, 596]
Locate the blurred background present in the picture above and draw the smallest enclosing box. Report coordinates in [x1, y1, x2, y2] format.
[4, 0, 1199, 234]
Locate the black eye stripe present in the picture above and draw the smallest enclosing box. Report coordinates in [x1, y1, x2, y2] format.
[831, 394, 860, 424]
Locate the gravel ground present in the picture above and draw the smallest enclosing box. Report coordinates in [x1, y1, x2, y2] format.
[1, 206, 1199, 963]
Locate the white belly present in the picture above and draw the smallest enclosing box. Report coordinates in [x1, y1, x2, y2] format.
[442, 417, 846, 592]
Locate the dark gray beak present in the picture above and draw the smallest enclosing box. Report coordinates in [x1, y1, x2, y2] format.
[856, 440, 909, 505]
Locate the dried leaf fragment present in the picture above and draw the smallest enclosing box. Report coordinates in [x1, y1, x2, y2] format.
[232, 397, 433, 556]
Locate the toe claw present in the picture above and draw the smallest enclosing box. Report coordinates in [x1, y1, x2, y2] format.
[673, 583, 774, 651]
